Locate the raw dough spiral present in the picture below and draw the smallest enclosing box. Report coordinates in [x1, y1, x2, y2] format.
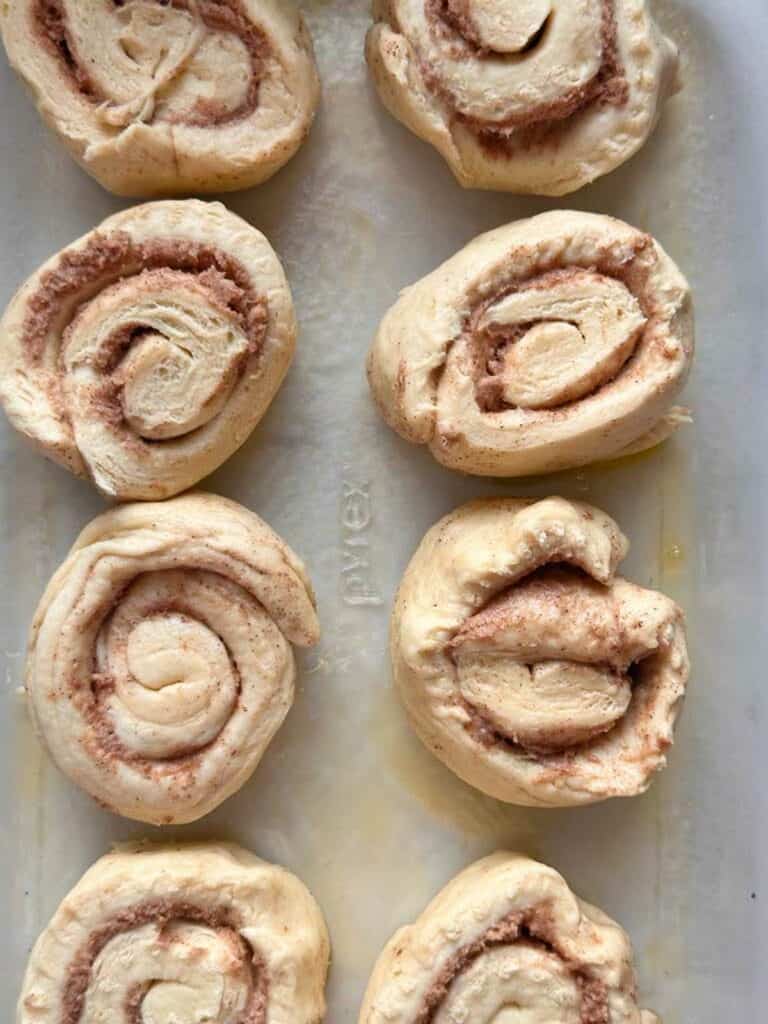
[17, 842, 330, 1024]
[26, 493, 320, 824]
[368, 211, 694, 478]
[391, 496, 689, 807]
[366, 0, 679, 194]
[1, 1, 320, 196]
[360, 852, 660, 1024]
[0, 200, 296, 500]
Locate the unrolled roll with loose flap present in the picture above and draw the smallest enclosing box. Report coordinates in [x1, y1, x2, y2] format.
[391, 496, 689, 807]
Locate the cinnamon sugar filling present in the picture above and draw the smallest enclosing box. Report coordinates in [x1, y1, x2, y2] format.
[414, 908, 609, 1024]
[62, 898, 268, 1024]
[32, 0, 269, 127]
[458, 652, 671, 763]
[456, 241, 659, 415]
[421, 0, 629, 150]
[35, 0, 97, 95]
[459, 695, 632, 757]
[23, 231, 267, 363]
[21, 231, 267, 438]
[82, 592, 244, 771]
[449, 565, 664, 759]
[429, 0, 550, 57]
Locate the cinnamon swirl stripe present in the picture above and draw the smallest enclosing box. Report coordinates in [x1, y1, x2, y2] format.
[391, 497, 689, 807]
[26, 493, 320, 824]
[368, 211, 694, 478]
[17, 843, 330, 1024]
[1, 1, 320, 196]
[0, 200, 296, 500]
[360, 853, 660, 1024]
[366, 1, 679, 195]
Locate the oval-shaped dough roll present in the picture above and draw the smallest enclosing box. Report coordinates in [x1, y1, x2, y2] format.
[26, 493, 320, 824]
[1, 1, 320, 196]
[366, 0, 679, 195]
[17, 842, 330, 1024]
[391, 497, 689, 807]
[360, 852, 660, 1024]
[0, 200, 296, 500]
[368, 211, 694, 477]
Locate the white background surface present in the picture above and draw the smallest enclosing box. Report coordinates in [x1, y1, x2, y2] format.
[1, 1, 766, 1020]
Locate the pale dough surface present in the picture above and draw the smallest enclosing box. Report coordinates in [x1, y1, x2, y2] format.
[17, 842, 330, 1024]
[26, 493, 320, 825]
[1, 1, 320, 196]
[0, 199, 296, 500]
[391, 496, 689, 807]
[360, 852, 660, 1024]
[368, 210, 694, 477]
[367, 0, 679, 195]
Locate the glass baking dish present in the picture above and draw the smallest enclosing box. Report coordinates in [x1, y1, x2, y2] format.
[1, 2, 765, 1020]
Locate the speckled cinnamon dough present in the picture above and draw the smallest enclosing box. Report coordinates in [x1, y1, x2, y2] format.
[390, 497, 689, 807]
[368, 210, 694, 477]
[360, 852, 660, 1024]
[25, 493, 320, 825]
[0, 200, 297, 500]
[17, 842, 330, 1024]
[366, 0, 680, 195]
[1, 0, 320, 196]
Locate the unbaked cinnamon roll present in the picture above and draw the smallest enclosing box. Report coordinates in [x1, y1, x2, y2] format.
[360, 852, 660, 1024]
[391, 496, 689, 807]
[366, 1, 679, 195]
[26, 493, 320, 824]
[1, 1, 320, 196]
[368, 211, 694, 477]
[17, 842, 330, 1024]
[0, 200, 296, 500]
